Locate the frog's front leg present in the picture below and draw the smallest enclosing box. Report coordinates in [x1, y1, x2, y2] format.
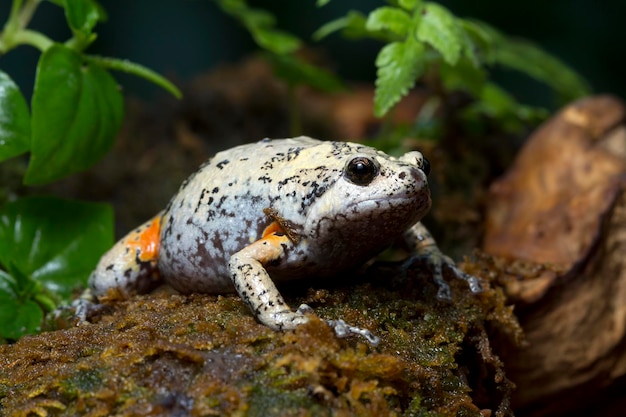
[229, 223, 381, 345]
[228, 228, 308, 331]
[405, 222, 483, 299]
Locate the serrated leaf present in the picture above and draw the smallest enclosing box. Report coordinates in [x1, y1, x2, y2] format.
[495, 38, 590, 102]
[416, 2, 463, 65]
[366, 6, 412, 38]
[0, 196, 114, 298]
[374, 37, 425, 117]
[25, 44, 123, 185]
[0, 71, 30, 162]
[0, 289, 43, 339]
[64, 0, 102, 34]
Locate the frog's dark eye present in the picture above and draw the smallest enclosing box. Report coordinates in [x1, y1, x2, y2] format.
[344, 156, 380, 186]
[421, 157, 431, 176]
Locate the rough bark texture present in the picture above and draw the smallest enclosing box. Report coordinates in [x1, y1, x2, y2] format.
[483, 95, 626, 416]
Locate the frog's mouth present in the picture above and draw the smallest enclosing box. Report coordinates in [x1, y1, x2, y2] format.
[351, 193, 430, 212]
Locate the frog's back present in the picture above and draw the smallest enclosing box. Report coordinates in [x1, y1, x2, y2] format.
[158, 137, 328, 293]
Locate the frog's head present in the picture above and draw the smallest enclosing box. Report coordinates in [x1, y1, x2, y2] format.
[303, 145, 431, 248]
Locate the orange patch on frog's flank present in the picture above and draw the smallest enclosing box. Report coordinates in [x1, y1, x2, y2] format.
[125, 216, 162, 262]
[262, 221, 286, 238]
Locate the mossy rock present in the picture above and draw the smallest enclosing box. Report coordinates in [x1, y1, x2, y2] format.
[0, 263, 519, 416]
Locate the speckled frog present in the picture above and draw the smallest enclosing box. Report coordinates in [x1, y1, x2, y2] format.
[88, 137, 481, 344]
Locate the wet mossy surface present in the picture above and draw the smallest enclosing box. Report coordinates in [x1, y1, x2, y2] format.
[0, 262, 520, 417]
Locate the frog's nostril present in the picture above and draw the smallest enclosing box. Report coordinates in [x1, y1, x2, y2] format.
[399, 172, 407, 180]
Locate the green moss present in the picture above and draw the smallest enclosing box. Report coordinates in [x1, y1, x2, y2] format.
[0, 261, 518, 416]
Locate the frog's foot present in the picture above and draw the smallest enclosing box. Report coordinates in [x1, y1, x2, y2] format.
[407, 247, 483, 301]
[69, 289, 107, 325]
[269, 306, 311, 330]
[49, 289, 99, 326]
[296, 304, 381, 346]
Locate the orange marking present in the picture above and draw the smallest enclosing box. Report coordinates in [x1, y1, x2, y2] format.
[262, 221, 286, 238]
[125, 215, 161, 262]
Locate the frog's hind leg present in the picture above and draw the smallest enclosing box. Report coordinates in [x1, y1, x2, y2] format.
[89, 213, 164, 298]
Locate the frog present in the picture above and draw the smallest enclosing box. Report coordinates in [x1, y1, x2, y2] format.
[86, 136, 482, 344]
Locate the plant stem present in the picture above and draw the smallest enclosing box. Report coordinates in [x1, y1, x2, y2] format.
[0, 0, 44, 55]
[13, 29, 53, 51]
[18, 0, 40, 31]
[84, 55, 183, 98]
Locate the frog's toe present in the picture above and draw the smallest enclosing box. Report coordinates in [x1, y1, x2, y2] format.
[326, 318, 381, 346]
[447, 264, 483, 294]
[434, 280, 453, 301]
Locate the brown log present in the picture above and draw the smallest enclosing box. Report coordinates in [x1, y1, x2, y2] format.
[483, 95, 626, 416]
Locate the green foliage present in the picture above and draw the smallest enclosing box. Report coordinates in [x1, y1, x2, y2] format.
[374, 37, 425, 116]
[0, 0, 180, 340]
[0, 197, 113, 339]
[26, 45, 124, 184]
[216, 0, 301, 54]
[264, 53, 344, 93]
[315, 0, 590, 120]
[0, 0, 181, 185]
[214, 0, 344, 136]
[0, 71, 30, 163]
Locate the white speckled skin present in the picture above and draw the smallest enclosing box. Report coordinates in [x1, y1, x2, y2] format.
[89, 136, 479, 337]
[158, 137, 430, 292]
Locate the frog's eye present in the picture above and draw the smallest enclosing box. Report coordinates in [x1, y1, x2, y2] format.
[420, 157, 431, 176]
[344, 156, 380, 186]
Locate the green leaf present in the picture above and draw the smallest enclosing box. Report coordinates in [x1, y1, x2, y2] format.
[215, 0, 301, 54]
[0, 269, 16, 294]
[250, 28, 301, 55]
[374, 37, 425, 117]
[366, 6, 412, 38]
[416, 2, 463, 65]
[264, 53, 344, 92]
[0, 196, 114, 299]
[439, 58, 486, 96]
[0, 71, 30, 162]
[314, 10, 390, 42]
[460, 19, 498, 64]
[316, 0, 331, 6]
[25, 44, 124, 185]
[0, 288, 43, 339]
[84, 55, 182, 99]
[64, 0, 102, 34]
[494, 38, 590, 102]
[398, 0, 422, 10]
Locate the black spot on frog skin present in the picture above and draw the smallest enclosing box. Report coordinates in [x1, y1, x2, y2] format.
[216, 159, 230, 169]
[258, 174, 272, 184]
[212, 187, 220, 194]
[215, 195, 228, 208]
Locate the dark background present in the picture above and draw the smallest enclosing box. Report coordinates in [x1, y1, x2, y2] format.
[1, 0, 625, 110]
